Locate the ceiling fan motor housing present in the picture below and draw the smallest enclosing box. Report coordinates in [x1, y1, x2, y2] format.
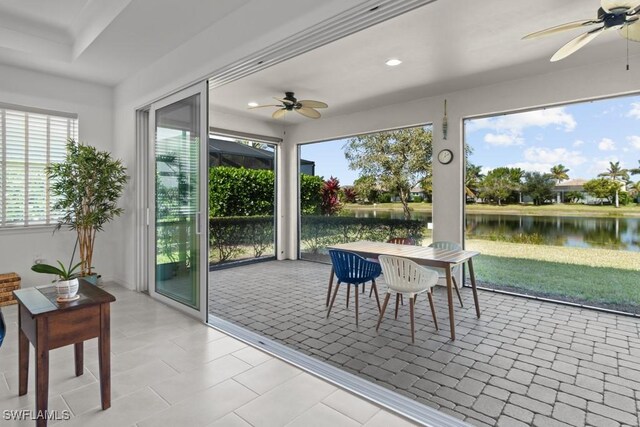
[602, 9, 628, 27]
[284, 91, 299, 110]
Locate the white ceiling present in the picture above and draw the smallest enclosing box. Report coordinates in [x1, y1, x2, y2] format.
[210, 0, 640, 125]
[0, 0, 252, 85]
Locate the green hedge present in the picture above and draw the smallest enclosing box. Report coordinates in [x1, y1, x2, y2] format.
[300, 215, 424, 254]
[210, 216, 274, 263]
[209, 166, 323, 216]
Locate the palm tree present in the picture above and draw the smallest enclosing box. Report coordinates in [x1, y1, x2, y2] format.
[465, 164, 484, 200]
[550, 164, 569, 204]
[629, 160, 640, 176]
[598, 161, 629, 208]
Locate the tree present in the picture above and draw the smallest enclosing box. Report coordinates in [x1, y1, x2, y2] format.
[345, 127, 432, 219]
[629, 160, 640, 176]
[598, 161, 629, 208]
[465, 163, 484, 200]
[550, 164, 570, 203]
[320, 176, 342, 215]
[583, 178, 618, 205]
[522, 172, 555, 206]
[478, 167, 523, 206]
[353, 175, 379, 203]
[565, 190, 585, 204]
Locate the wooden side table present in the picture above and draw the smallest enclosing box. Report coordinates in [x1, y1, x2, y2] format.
[13, 280, 116, 427]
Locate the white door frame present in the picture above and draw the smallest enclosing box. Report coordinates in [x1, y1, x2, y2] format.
[146, 81, 209, 321]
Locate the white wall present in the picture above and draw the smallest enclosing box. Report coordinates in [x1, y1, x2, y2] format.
[0, 64, 114, 287]
[285, 59, 640, 250]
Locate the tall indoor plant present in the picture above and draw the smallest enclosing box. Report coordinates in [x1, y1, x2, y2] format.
[47, 139, 129, 279]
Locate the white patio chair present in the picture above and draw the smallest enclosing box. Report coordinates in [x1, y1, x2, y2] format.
[376, 255, 439, 343]
[427, 241, 464, 308]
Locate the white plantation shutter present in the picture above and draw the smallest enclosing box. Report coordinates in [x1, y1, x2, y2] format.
[0, 104, 78, 227]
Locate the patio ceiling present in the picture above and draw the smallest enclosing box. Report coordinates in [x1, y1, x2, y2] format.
[210, 0, 640, 125]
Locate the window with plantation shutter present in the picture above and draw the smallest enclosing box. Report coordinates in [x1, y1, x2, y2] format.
[0, 103, 78, 228]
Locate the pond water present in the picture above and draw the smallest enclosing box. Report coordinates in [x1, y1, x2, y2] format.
[350, 209, 640, 252]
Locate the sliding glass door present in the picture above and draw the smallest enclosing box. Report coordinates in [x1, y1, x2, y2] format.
[149, 82, 208, 319]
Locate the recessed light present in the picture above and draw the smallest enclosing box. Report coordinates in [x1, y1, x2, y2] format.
[248, 102, 259, 107]
[385, 59, 402, 67]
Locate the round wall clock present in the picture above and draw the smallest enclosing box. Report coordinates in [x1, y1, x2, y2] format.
[438, 149, 453, 165]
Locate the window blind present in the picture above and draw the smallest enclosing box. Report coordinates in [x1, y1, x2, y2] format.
[0, 105, 78, 227]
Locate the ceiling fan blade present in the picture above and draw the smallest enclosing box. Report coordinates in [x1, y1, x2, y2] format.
[248, 104, 281, 109]
[550, 27, 607, 62]
[620, 19, 640, 40]
[523, 20, 600, 40]
[299, 100, 328, 109]
[273, 97, 294, 105]
[627, 1, 640, 14]
[295, 107, 321, 119]
[272, 109, 287, 119]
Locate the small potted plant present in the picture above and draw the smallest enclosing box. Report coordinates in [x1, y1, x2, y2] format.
[47, 140, 128, 283]
[31, 259, 82, 301]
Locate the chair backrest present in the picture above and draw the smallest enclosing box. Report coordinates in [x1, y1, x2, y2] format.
[429, 241, 461, 251]
[378, 255, 439, 294]
[328, 249, 381, 283]
[387, 237, 416, 245]
[0, 308, 5, 348]
[429, 241, 462, 273]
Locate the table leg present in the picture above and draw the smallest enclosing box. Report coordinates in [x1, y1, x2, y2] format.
[74, 342, 84, 376]
[445, 267, 456, 341]
[18, 307, 28, 396]
[35, 318, 49, 427]
[325, 267, 334, 307]
[99, 303, 111, 410]
[468, 258, 481, 319]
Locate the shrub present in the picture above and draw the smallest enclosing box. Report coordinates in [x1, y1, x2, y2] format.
[300, 174, 323, 215]
[210, 167, 322, 216]
[321, 176, 342, 215]
[412, 196, 424, 203]
[379, 193, 392, 203]
[209, 216, 274, 263]
[300, 216, 424, 254]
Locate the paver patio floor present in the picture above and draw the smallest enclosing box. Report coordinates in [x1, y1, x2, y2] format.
[210, 260, 640, 427]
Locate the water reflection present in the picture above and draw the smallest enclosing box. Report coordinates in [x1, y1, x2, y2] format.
[350, 209, 640, 252]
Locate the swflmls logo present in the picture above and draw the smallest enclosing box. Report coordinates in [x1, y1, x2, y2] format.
[3, 409, 72, 421]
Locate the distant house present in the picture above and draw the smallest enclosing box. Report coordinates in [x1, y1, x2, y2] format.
[554, 178, 589, 203]
[208, 138, 315, 175]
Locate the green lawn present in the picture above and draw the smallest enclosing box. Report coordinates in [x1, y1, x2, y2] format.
[345, 202, 640, 218]
[473, 254, 640, 312]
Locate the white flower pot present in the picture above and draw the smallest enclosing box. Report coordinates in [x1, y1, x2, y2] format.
[56, 278, 79, 299]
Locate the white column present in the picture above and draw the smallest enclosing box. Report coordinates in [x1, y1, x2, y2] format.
[276, 136, 298, 260]
[432, 100, 464, 246]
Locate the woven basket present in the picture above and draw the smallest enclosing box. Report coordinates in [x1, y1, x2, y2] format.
[0, 272, 21, 306]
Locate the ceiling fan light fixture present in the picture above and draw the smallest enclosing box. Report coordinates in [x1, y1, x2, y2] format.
[247, 101, 259, 107]
[385, 58, 402, 67]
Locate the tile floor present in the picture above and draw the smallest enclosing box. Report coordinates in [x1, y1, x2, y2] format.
[0, 283, 420, 427]
[210, 260, 640, 427]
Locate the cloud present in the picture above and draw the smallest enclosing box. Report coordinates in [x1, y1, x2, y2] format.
[523, 147, 586, 167]
[588, 156, 620, 176]
[573, 140, 584, 147]
[506, 162, 554, 173]
[627, 135, 640, 150]
[598, 138, 616, 151]
[484, 133, 523, 146]
[628, 102, 640, 119]
[467, 107, 576, 147]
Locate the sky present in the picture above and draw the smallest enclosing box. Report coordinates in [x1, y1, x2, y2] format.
[300, 94, 640, 185]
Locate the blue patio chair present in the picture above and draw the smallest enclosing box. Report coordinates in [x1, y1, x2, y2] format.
[428, 241, 464, 307]
[327, 250, 382, 325]
[0, 308, 5, 348]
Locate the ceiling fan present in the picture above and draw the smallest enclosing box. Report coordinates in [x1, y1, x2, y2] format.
[523, 0, 640, 62]
[249, 92, 328, 119]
